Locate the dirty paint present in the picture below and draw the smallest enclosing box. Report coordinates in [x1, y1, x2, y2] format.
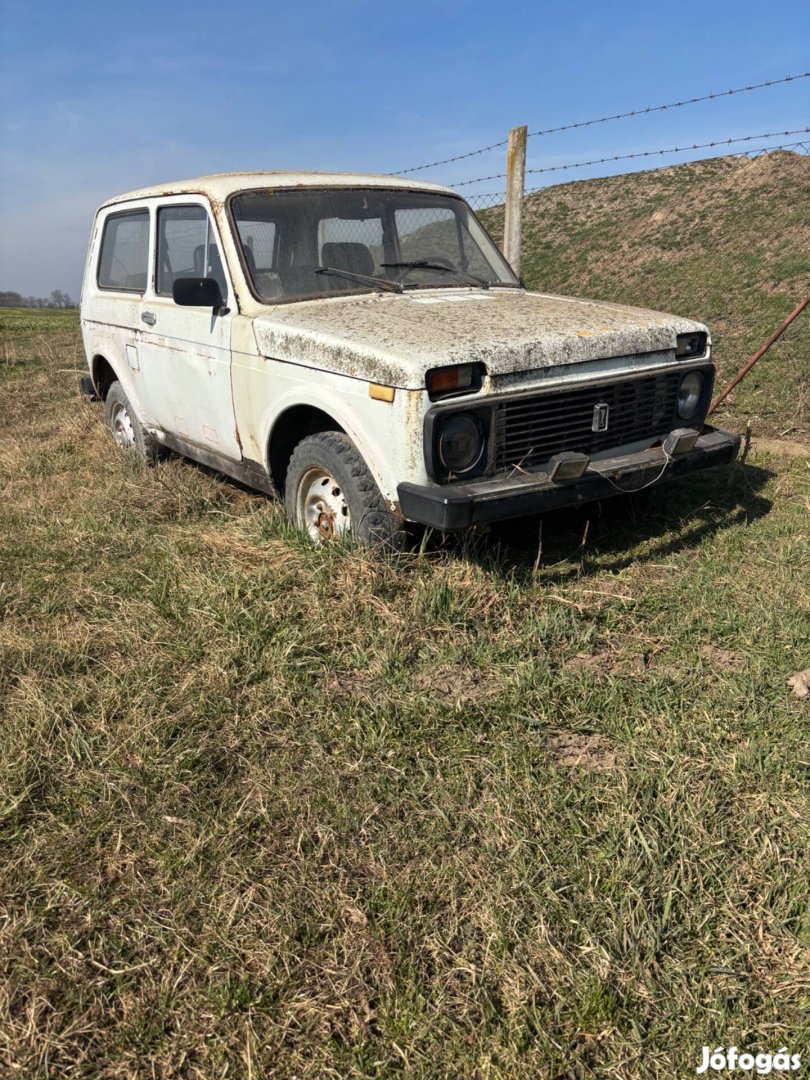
[251, 288, 707, 389]
[98, 170, 452, 211]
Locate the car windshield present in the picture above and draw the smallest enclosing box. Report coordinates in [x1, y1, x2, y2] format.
[230, 187, 518, 302]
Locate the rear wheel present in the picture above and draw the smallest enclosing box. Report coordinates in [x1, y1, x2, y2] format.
[103, 382, 163, 463]
[284, 431, 405, 549]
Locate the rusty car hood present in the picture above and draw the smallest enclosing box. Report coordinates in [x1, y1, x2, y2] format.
[252, 288, 707, 388]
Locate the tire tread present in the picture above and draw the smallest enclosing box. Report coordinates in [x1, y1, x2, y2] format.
[285, 431, 406, 549]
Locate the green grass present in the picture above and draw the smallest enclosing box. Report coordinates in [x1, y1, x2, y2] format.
[1, 311, 809, 1078]
[482, 150, 810, 438]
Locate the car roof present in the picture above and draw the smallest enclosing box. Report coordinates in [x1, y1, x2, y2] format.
[100, 170, 456, 208]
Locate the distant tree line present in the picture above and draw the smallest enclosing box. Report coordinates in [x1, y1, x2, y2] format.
[0, 290, 76, 309]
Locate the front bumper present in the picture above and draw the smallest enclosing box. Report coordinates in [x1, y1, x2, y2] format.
[397, 426, 740, 530]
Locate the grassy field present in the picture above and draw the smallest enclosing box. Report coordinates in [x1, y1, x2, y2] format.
[484, 150, 810, 438]
[1, 298, 809, 1078]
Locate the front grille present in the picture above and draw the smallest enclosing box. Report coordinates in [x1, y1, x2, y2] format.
[494, 371, 682, 471]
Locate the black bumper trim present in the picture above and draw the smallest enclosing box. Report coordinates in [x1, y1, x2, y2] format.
[397, 427, 740, 530]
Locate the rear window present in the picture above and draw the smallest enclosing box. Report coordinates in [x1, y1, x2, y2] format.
[97, 210, 150, 292]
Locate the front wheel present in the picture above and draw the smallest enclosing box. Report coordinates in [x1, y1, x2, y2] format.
[103, 381, 163, 463]
[284, 432, 405, 549]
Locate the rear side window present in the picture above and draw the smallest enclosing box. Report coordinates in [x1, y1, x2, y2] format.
[97, 210, 150, 292]
[156, 205, 227, 301]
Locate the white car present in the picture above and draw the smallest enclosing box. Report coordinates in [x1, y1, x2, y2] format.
[80, 171, 739, 547]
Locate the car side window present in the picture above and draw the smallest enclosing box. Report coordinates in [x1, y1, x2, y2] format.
[97, 210, 150, 292]
[156, 205, 227, 301]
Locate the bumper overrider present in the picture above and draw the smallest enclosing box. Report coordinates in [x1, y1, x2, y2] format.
[397, 426, 740, 530]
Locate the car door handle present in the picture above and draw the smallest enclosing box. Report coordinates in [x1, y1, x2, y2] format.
[141, 311, 157, 326]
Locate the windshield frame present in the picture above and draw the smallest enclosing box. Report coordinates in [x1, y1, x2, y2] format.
[226, 185, 520, 306]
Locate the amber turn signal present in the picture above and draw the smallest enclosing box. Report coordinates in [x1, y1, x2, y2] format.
[369, 383, 395, 403]
[425, 363, 485, 400]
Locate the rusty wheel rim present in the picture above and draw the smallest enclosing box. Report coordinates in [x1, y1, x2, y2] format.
[297, 467, 351, 544]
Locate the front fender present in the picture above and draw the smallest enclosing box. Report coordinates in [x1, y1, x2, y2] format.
[232, 355, 425, 505]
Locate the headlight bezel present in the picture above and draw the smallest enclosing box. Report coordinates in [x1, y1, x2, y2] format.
[425, 404, 493, 482]
[437, 412, 486, 475]
[677, 370, 707, 419]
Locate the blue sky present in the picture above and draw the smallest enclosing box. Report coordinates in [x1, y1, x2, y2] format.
[1, 0, 808, 299]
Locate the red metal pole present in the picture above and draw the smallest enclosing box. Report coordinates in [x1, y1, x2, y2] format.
[708, 289, 810, 415]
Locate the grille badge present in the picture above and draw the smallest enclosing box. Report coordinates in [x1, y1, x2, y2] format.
[592, 403, 610, 432]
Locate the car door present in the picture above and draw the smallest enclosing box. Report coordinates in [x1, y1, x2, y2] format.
[137, 197, 240, 460]
[82, 205, 151, 418]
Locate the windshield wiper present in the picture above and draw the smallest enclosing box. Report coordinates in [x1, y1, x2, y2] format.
[314, 265, 403, 294]
[381, 260, 490, 289]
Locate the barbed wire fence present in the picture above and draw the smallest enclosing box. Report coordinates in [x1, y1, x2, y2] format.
[389, 71, 810, 271]
[464, 138, 810, 212]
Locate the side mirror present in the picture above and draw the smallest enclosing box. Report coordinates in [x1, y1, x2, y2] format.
[173, 277, 224, 309]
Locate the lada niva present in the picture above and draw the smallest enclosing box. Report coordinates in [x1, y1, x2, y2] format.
[80, 171, 739, 547]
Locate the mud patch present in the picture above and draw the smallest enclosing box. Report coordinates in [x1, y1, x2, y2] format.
[565, 652, 614, 674]
[699, 643, 745, 671]
[547, 732, 622, 773]
[323, 663, 505, 709]
[412, 664, 503, 706]
[564, 632, 691, 680]
[564, 650, 646, 678]
[750, 437, 810, 460]
[324, 670, 378, 703]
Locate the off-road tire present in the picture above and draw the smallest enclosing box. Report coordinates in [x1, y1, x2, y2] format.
[284, 431, 406, 550]
[103, 381, 163, 464]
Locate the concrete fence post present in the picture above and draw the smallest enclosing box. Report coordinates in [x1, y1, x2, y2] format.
[503, 125, 527, 275]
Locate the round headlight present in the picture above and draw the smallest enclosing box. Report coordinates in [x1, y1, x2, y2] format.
[677, 371, 704, 419]
[437, 413, 484, 474]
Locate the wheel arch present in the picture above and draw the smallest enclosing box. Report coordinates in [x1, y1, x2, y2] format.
[90, 353, 151, 429]
[267, 404, 345, 494]
[259, 383, 404, 505]
[91, 354, 120, 400]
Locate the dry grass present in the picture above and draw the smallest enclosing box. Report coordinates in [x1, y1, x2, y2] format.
[1, 308, 809, 1077]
